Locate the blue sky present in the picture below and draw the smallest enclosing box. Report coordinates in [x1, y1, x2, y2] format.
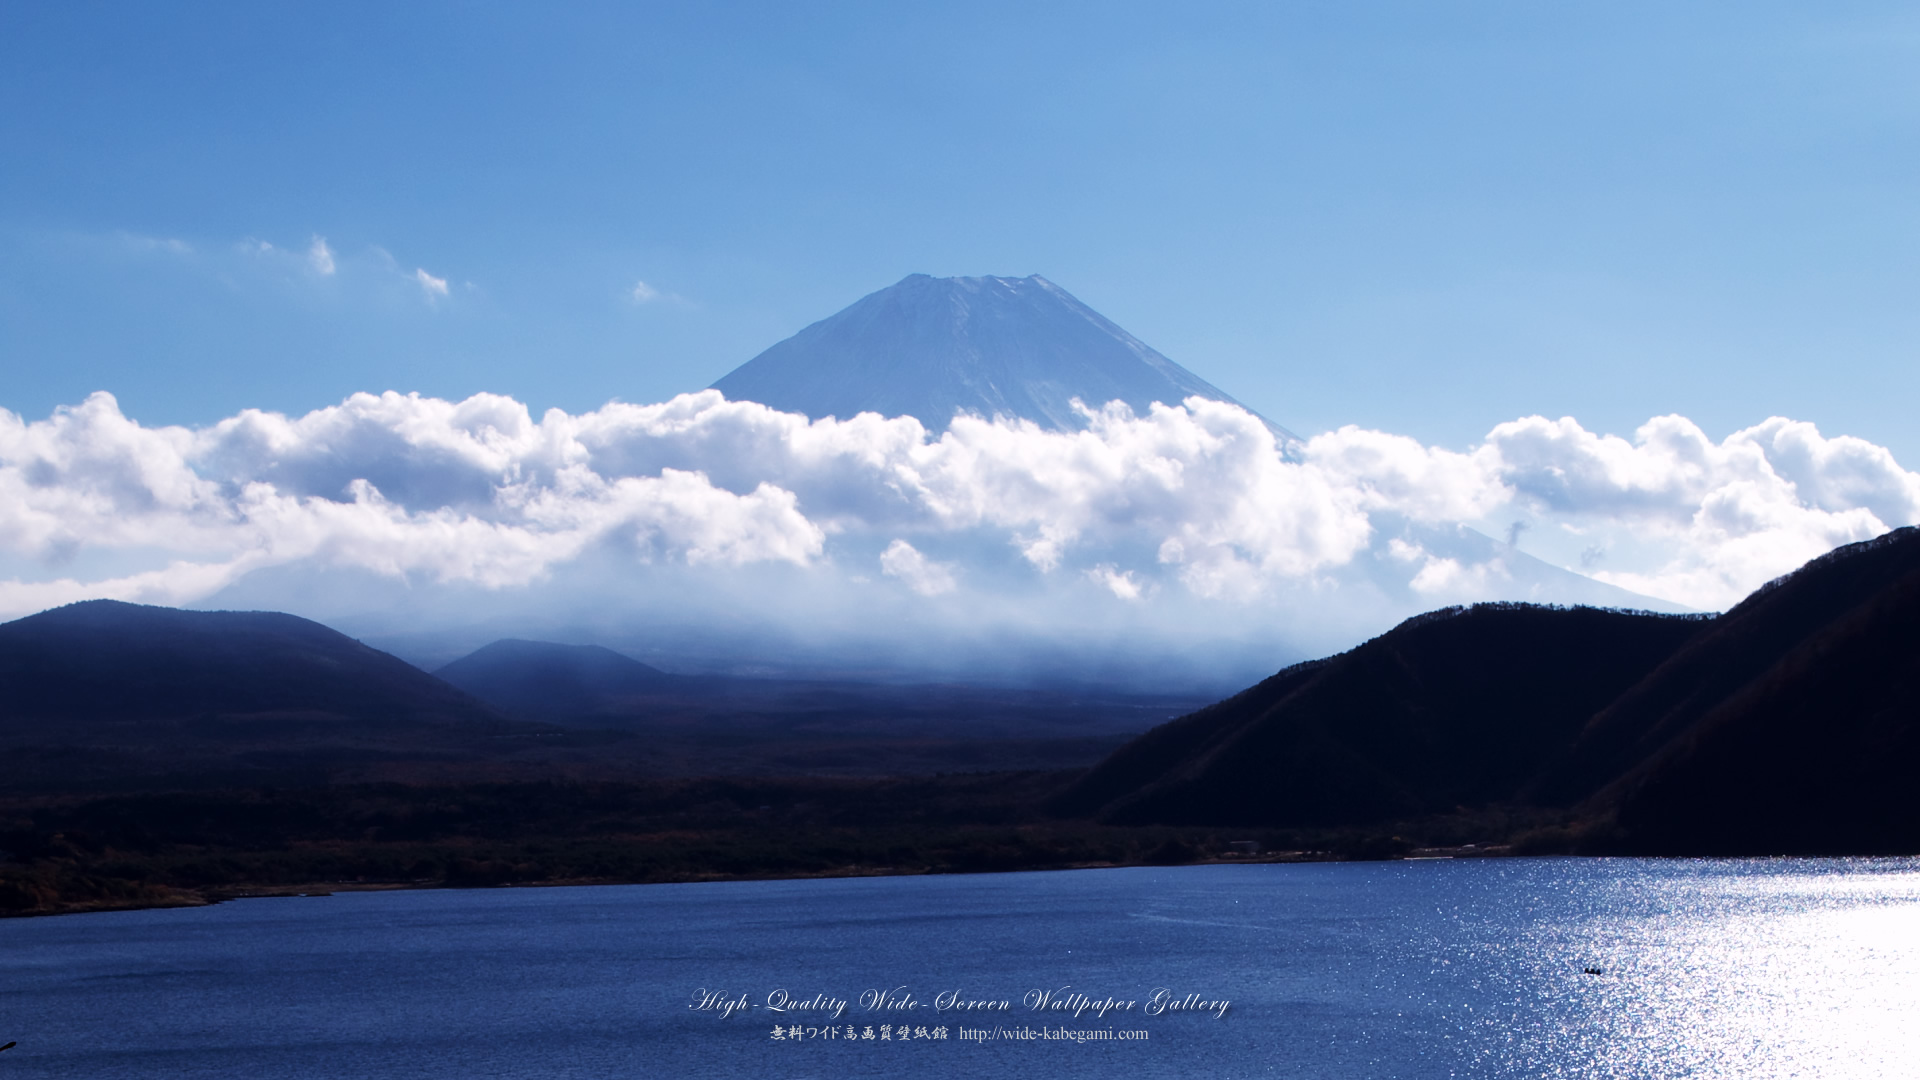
[4, 1, 1917, 459]
[4, 3, 1919, 669]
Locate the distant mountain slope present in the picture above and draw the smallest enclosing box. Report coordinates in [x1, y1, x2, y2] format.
[0, 600, 529, 792]
[712, 273, 1298, 440]
[1364, 519, 1694, 614]
[431, 638, 1200, 738]
[435, 639, 674, 717]
[1059, 603, 1706, 826]
[0, 600, 500, 727]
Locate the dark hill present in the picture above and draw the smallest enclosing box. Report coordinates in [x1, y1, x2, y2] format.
[1529, 525, 1920, 808]
[1049, 657, 1332, 820]
[1572, 527, 1920, 853]
[0, 600, 500, 727]
[1065, 527, 1920, 855]
[0, 600, 528, 791]
[435, 639, 674, 717]
[1058, 603, 1706, 826]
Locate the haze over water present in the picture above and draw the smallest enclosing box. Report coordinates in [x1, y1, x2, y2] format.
[5, 858, 1917, 1078]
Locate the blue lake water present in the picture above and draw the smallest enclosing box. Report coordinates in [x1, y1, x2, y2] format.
[3, 858, 1918, 1078]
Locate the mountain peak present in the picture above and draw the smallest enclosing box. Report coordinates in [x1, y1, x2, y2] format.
[712, 274, 1295, 440]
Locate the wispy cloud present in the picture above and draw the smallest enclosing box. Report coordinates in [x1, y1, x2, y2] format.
[628, 279, 690, 306]
[69, 230, 475, 313]
[413, 268, 449, 299]
[117, 232, 194, 255]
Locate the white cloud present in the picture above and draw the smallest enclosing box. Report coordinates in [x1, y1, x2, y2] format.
[308, 236, 336, 276]
[1408, 554, 1509, 597]
[1476, 414, 1911, 607]
[1386, 537, 1425, 563]
[0, 391, 825, 618]
[1304, 426, 1508, 523]
[0, 391, 1913, 623]
[414, 268, 449, 298]
[913, 399, 1375, 592]
[631, 280, 660, 304]
[879, 539, 957, 596]
[1087, 563, 1143, 600]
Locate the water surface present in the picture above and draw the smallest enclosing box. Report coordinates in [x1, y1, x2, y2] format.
[3, 858, 1917, 1078]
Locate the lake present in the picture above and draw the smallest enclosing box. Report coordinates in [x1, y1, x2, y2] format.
[3, 858, 1917, 1078]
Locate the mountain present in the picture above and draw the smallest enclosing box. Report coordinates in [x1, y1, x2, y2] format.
[0, 600, 522, 790]
[432, 636, 1209, 775]
[1560, 526, 1920, 853]
[1054, 603, 1705, 825]
[1526, 526, 1920, 806]
[435, 639, 675, 718]
[0, 604, 1205, 791]
[709, 273, 1676, 615]
[0, 600, 500, 726]
[1061, 526, 1920, 855]
[1359, 517, 1694, 613]
[712, 273, 1298, 440]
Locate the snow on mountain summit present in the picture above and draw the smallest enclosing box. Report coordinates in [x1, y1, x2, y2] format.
[711, 274, 1297, 441]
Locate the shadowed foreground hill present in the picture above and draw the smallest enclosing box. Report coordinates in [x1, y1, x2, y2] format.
[1056, 604, 1706, 825]
[1574, 527, 1920, 853]
[1065, 527, 1920, 855]
[1529, 526, 1920, 807]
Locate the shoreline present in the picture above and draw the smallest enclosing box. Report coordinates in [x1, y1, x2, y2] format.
[6, 843, 1637, 920]
[10, 772, 1907, 922]
[6, 842, 1526, 921]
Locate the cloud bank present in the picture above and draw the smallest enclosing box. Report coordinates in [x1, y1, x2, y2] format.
[1, 390, 1912, 669]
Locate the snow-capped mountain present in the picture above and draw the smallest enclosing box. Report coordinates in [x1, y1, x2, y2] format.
[713, 273, 1298, 441]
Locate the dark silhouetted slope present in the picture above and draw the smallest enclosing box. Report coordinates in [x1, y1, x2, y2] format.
[435, 639, 674, 717]
[712, 273, 1297, 440]
[1067, 528, 1920, 854]
[1049, 658, 1331, 818]
[1530, 526, 1920, 808]
[1065, 604, 1705, 826]
[1606, 566, 1920, 853]
[0, 600, 531, 792]
[0, 600, 500, 727]
[1563, 527, 1920, 853]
